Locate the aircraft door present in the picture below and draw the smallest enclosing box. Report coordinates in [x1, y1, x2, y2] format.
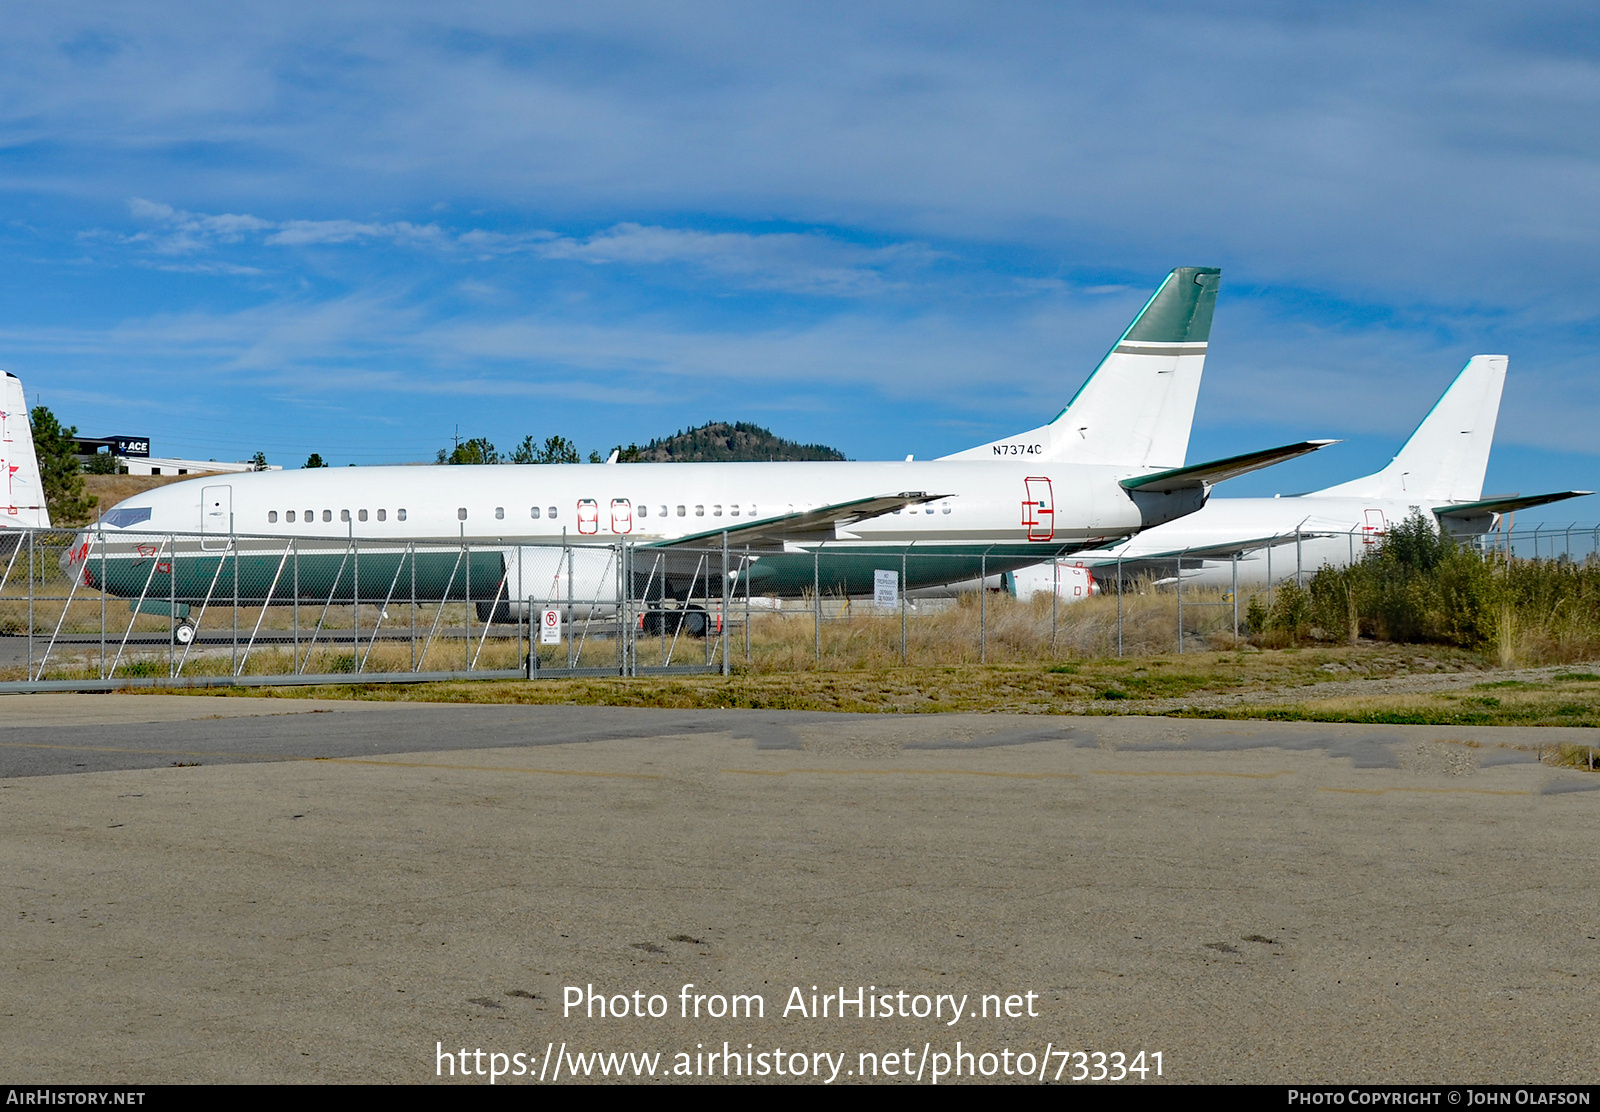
[1023, 477, 1054, 542]
[577, 499, 599, 535]
[1362, 508, 1387, 547]
[610, 498, 633, 534]
[201, 485, 232, 550]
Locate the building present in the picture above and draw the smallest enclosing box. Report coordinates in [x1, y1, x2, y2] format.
[70, 434, 281, 476]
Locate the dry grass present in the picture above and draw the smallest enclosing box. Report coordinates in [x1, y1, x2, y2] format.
[82, 473, 200, 515]
[735, 585, 1244, 671]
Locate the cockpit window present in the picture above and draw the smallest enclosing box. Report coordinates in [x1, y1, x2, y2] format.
[101, 507, 153, 529]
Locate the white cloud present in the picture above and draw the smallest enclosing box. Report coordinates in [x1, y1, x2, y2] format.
[536, 223, 940, 295]
[266, 219, 445, 246]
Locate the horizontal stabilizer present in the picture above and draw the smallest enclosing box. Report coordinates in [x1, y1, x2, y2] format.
[1082, 530, 1340, 564]
[1435, 491, 1593, 519]
[1120, 441, 1337, 494]
[648, 491, 951, 551]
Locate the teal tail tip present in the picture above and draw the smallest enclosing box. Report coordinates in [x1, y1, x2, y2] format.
[1120, 267, 1220, 347]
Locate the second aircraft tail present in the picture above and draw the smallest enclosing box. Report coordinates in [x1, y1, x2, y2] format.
[1313, 355, 1507, 504]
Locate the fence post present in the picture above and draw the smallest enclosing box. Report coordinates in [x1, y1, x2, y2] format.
[171, 531, 179, 677]
[979, 549, 987, 665]
[745, 546, 752, 667]
[1232, 553, 1239, 638]
[1116, 553, 1123, 658]
[1295, 527, 1302, 588]
[232, 518, 239, 675]
[565, 532, 574, 671]
[352, 519, 360, 664]
[98, 521, 106, 680]
[1176, 552, 1183, 654]
[26, 530, 33, 678]
[720, 532, 730, 678]
[813, 545, 821, 666]
[1051, 558, 1058, 656]
[900, 547, 908, 665]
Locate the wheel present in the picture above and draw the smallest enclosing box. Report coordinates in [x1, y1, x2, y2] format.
[681, 607, 708, 638]
[174, 621, 195, 645]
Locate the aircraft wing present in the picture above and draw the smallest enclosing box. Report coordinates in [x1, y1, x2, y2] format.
[1119, 441, 1338, 493]
[1434, 491, 1594, 519]
[645, 491, 952, 551]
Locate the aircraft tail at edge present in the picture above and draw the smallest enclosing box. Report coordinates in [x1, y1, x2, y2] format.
[940, 266, 1220, 469]
[1314, 355, 1507, 504]
[0, 372, 49, 529]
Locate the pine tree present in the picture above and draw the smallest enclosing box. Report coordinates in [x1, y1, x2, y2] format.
[28, 406, 97, 526]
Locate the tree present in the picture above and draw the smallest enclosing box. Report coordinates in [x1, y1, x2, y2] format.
[250, 451, 269, 471]
[536, 435, 579, 464]
[84, 450, 121, 475]
[28, 406, 97, 525]
[438, 437, 501, 465]
[304, 453, 328, 468]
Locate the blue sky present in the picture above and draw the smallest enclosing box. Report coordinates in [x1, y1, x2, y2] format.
[3, 2, 1598, 521]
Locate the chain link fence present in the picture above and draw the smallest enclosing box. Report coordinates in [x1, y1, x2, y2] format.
[3, 522, 1597, 691]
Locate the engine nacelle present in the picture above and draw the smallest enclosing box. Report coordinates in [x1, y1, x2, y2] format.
[1005, 560, 1098, 602]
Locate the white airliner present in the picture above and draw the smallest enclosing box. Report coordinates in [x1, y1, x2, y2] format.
[1004, 354, 1590, 598]
[33, 266, 1334, 623]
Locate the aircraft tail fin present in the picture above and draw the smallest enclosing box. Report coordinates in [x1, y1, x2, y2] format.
[0, 372, 50, 529]
[1314, 355, 1507, 503]
[941, 266, 1220, 468]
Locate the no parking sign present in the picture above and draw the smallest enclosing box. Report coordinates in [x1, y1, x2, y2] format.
[540, 608, 562, 645]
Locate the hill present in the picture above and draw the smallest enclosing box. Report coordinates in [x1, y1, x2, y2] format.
[623, 422, 846, 463]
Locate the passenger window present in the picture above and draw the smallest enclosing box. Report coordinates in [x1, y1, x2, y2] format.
[358, 509, 368, 522]
[659, 506, 667, 518]
[676, 505, 686, 517]
[942, 505, 951, 514]
[638, 505, 648, 518]
[695, 505, 705, 516]
[457, 508, 467, 520]
[341, 509, 351, 522]
[530, 506, 541, 519]
[548, 506, 557, 519]
[286, 511, 296, 523]
[377, 509, 386, 522]
[322, 510, 332, 522]
[397, 509, 407, 522]
[749, 505, 756, 517]
[925, 506, 933, 514]
[712, 505, 722, 516]
[729, 505, 739, 517]
[495, 507, 505, 520]
[268, 511, 278, 523]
